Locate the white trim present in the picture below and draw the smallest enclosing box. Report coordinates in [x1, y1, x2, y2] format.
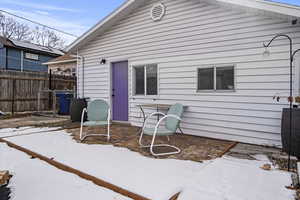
[210, 0, 300, 18]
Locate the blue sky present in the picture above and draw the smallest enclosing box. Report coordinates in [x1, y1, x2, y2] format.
[0, 0, 299, 43]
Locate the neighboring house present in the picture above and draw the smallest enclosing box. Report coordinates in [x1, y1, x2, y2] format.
[66, 0, 300, 147]
[43, 54, 77, 76]
[0, 36, 64, 72]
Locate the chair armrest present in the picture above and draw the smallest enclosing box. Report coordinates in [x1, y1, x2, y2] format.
[160, 114, 182, 121]
[142, 112, 166, 129]
[154, 114, 182, 131]
[148, 112, 166, 118]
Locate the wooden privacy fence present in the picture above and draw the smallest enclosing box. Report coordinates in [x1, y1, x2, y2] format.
[0, 70, 76, 113]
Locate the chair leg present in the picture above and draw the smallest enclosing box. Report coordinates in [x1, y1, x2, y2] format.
[140, 133, 180, 156]
[150, 135, 181, 156]
[107, 124, 110, 141]
[80, 125, 110, 142]
[79, 123, 84, 141]
[139, 129, 147, 147]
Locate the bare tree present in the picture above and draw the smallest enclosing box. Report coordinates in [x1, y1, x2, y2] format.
[0, 12, 66, 49]
[30, 26, 65, 49]
[13, 23, 31, 41]
[0, 13, 17, 39]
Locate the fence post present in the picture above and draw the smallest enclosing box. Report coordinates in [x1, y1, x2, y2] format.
[11, 79, 16, 115]
[48, 70, 52, 110]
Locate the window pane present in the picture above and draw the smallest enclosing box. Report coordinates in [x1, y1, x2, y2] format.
[134, 67, 145, 95]
[216, 66, 234, 90]
[146, 64, 157, 95]
[198, 68, 214, 90]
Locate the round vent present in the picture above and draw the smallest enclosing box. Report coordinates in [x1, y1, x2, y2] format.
[150, 3, 166, 22]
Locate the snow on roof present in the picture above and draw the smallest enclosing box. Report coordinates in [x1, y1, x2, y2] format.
[11, 39, 64, 56]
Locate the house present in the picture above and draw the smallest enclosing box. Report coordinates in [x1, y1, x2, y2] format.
[0, 36, 64, 72]
[66, 0, 300, 147]
[43, 54, 77, 76]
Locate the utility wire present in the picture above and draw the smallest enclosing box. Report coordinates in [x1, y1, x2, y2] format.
[0, 9, 78, 38]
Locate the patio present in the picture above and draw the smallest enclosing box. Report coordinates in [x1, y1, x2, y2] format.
[0, 116, 296, 200]
[67, 123, 237, 162]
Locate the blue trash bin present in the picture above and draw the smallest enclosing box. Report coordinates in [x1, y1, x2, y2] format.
[56, 93, 73, 115]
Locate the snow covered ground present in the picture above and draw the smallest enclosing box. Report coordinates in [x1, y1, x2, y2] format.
[0, 143, 130, 200]
[0, 127, 295, 200]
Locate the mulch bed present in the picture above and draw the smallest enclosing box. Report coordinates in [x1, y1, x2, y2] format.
[66, 123, 236, 162]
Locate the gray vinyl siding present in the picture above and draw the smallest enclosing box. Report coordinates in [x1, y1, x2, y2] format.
[76, 0, 300, 146]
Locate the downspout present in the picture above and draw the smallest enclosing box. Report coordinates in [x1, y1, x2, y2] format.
[76, 49, 85, 98]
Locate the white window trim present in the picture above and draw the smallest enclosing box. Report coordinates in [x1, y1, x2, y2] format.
[197, 64, 236, 93]
[24, 52, 39, 61]
[132, 64, 159, 97]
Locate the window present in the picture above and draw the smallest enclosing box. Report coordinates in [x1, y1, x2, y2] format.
[133, 64, 158, 95]
[25, 52, 39, 60]
[197, 66, 235, 91]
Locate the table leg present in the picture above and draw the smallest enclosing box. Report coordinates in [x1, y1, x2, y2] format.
[139, 106, 146, 135]
[157, 105, 159, 122]
[179, 126, 184, 134]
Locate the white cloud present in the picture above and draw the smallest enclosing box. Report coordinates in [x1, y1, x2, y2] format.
[1, 0, 81, 12]
[35, 11, 50, 16]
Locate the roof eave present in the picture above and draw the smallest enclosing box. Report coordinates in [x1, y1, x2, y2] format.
[211, 0, 300, 19]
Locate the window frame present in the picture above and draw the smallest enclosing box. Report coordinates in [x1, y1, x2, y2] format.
[197, 64, 236, 93]
[132, 64, 159, 97]
[24, 52, 39, 61]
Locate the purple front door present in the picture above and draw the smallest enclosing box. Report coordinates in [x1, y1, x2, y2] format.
[112, 61, 128, 121]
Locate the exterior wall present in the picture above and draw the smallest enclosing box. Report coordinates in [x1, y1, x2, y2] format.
[76, 0, 300, 146]
[23, 53, 53, 72]
[5, 47, 54, 72]
[7, 48, 21, 70]
[0, 46, 6, 69]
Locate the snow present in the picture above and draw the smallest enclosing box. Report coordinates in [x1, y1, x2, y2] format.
[1, 127, 295, 200]
[0, 143, 131, 200]
[0, 127, 59, 138]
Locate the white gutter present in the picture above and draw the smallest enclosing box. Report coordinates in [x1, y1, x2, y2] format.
[76, 50, 85, 98]
[213, 0, 300, 18]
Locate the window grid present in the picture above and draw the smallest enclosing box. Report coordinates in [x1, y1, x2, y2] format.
[133, 64, 158, 96]
[197, 65, 235, 92]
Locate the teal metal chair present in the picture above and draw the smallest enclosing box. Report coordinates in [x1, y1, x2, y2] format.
[80, 99, 111, 141]
[139, 103, 184, 156]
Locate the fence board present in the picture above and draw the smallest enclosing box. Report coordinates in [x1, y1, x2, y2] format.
[0, 70, 76, 113]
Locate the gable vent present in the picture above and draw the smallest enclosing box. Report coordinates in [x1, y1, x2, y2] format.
[150, 3, 166, 22]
